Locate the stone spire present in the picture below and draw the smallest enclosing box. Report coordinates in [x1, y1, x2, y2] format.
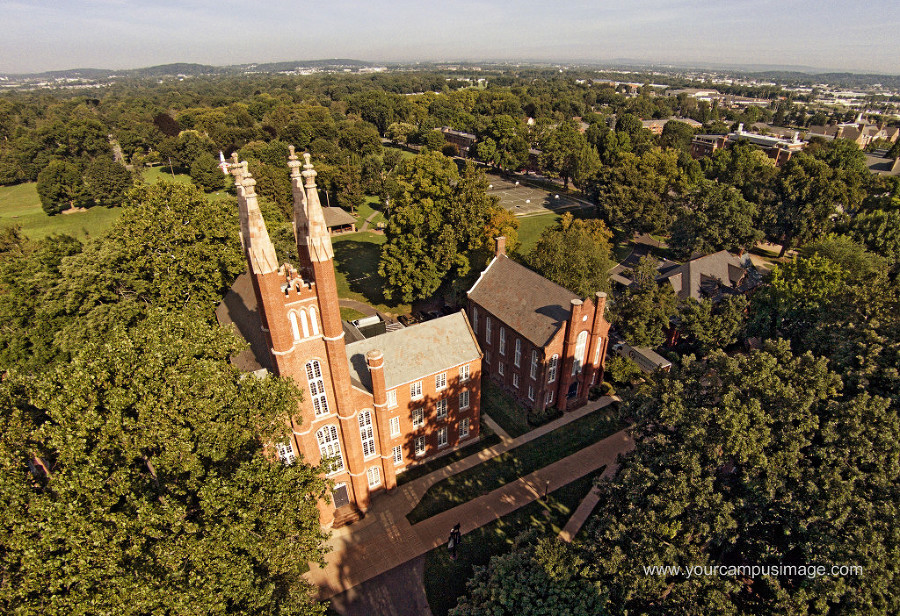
[300, 152, 334, 263]
[232, 156, 279, 275]
[287, 145, 310, 247]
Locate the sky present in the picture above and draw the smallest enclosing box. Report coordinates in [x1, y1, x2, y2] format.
[3, 0, 899, 75]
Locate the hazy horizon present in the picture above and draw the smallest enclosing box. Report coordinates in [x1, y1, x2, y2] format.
[4, 0, 898, 75]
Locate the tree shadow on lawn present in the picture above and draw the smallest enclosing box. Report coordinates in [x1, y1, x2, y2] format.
[332, 238, 403, 310]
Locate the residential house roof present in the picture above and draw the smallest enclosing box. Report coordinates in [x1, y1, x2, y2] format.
[321, 206, 357, 228]
[468, 254, 578, 348]
[656, 250, 758, 300]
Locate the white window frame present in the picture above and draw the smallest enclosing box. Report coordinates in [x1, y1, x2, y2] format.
[485, 351, 491, 365]
[306, 360, 330, 416]
[276, 441, 295, 465]
[530, 350, 539, 379]
[436, 398, 448, 419]
[459, 418, 470, 439]
[435, 372, 447, 391]
[289, 312, 301, 342]
[390, 416, 401, 437]
[392, 445, 403, 466]
[547, 354, 559, 383]
[459, 364, 470, 382]
[309, 307, 319, 336]
[573, 330, 588, 375]
[387, 389, 398, 409]
[513, 373, 519, 389]
[316, 425, 344, 473]
[367, 466, 381, 488]
[412, 407, 424, 428]
[359, 411, 377, 459]
[300, 310, 310, 338]
[499, 327, 506, 355]
[528, 385, 534, 401]
[514, 338, 521, 367]
[438, 426, 448, 448]
[498, 362, 505, 376]
[411, 381, 423, 400]
[415, 435, 426, 457]
[594, 337, 602, 365]
[472, 306, 478, 331]
[546, 390, 554, 406]
[485, 316, 492, 341]
[459, 389, 470, 410]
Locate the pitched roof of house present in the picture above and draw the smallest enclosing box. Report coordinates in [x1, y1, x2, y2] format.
[468, 254, 578, 348]
[321, 206, 357, 228]
[345, 311, 481, 392]
[655, 250, 756, 300]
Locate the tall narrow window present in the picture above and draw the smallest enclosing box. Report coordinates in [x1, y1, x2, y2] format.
[412, 408, 424, 428]
[358, 411, 376, 458]
[499, 327, 506, 355]
[276, 441, 295, 465]
[486, 317, 492, 341]
[459, 389, 470, 410]
[438, 426, 448, 448]
[387, 390, 398, 409]
[367, 466, 381, 488]
[390, 416, 401, 437]
[436, 398, 448, 419]
[306, 360, 330, 416]
[392, 445, 403, 466]
[459, 364, 470, 382]
[530, 350, 539, 379]
[459, 418, 470, 439]
[289, 312, 301, 342]
[411, 381, 423, 400]
[593, 337, 602, 365]
[472, 306, 478, 331]
[415, 436, 426, 456]
[513, 373, 519, 388]
[573, 331, 588, 375]
[498, 362, 505, 376]
[435, 372, 447, 390]
[316, 425, 344, 473]
[514, 338, 521, 367]
[527, 385, 535, 401]
[546, 390, 554, 406]
[300, 310, 310, 338]
[547, 355, 559, 383]
[310, 307, 320, 336]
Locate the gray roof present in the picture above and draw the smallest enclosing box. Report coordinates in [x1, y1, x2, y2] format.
[215, 272, 274, 373]
[468, 254, 578, 348]
[656, 250, 755, 300]
[321, 207, 357, 228]
[345, 311, 481, 392]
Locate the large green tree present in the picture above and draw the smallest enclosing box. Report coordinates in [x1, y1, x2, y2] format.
[527, 213, 613, 297]
[36, 160, 92, 215]
[584, 341, 900, 615]
[0, 311, 329, 615]
[378, 151, 499, 302]
[83, 157, 134, 207]
[613, 255, 678, 347]
[669, 180, 762, 259]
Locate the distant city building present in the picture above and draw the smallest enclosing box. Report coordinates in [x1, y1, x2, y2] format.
[438, 127, 477, 155]
[691, 123, 805, 166]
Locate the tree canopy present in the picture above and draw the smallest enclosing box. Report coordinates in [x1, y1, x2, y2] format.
[526, 213, 613, 297]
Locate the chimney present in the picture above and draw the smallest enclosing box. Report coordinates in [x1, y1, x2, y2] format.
[495, 236, 506, 258]
[594, 292, 607, 319]
[366, 349, 386, 407]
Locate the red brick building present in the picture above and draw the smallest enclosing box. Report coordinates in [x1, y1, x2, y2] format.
[467, 238, 610, 413]
[222, 150, 482, 528]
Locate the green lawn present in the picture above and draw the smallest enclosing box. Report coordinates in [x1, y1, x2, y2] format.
[397, 423, 501, 487]
[515, 212, 560, 253]
[0, 182, 122, 240]
[141, 166, 192, 185]
[356, 195, 386, 229]
[407, 409, 623, 524]
[339, 307, 368, 321]
[481, 380, 531, 438]
[423, 467, 605, 616]
[331, 232, 411, 316]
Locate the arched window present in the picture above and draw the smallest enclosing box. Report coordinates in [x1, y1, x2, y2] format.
[309, 307, 320, 336]
[573, 331, 588, 375]
[306, 360, 330, 416]
[289, 312, 301, 342]
[358, 410, 376, 458]
[300, 309, 310, 338]
[316, 425, 344, 472]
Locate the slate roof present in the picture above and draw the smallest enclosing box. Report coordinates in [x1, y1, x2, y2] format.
[468, 254, 578, 348]
[345, 311, 481, 393]
[214, 272, 273, 373]
[321, 207, 357, 228]
[655, 250, 757, 301]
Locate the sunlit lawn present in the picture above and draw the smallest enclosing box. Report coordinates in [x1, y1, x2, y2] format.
[407, 408, 623, 524]
[0, 182, 122, 240]
[331, 232, 411, 316]
[423, 468, 605, 616]
[514, 212, 560, 253]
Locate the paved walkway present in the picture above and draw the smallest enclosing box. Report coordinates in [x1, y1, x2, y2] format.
[306, 397, 633, 600]
[480, 413, 513, 443]
[559, 484, 604, 543]
[359, 210, 382, 232]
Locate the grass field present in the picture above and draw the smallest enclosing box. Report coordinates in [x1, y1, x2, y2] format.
[406, 408, 623, 524]
[331, 232, 411, 316]
[356, 195, 386, 229]
[397, 424, 501, 487]
[423, 467, 605, 616]
[515, 212, 560, 253]
[481, 380, 531, 438]
[0, 182, 122, 240]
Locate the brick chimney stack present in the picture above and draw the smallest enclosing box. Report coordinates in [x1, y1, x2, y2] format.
[495, 236, 506, 258]
[366, 349, 397, 490]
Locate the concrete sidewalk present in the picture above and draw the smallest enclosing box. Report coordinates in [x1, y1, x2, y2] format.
[306, 398, 632, 600]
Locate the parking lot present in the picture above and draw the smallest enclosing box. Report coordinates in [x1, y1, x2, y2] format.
[485, 175, 586, 217]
